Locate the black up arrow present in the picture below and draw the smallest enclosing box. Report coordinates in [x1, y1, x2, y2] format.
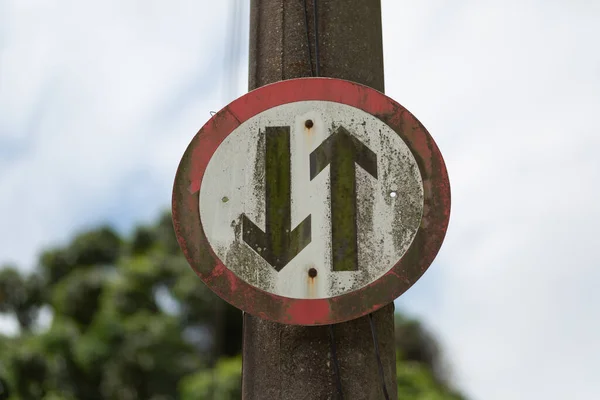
[310, 126, 378, 271]
[242, 126, 312, 271]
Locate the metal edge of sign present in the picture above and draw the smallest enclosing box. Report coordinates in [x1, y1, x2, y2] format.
[172, 77, 451, 326]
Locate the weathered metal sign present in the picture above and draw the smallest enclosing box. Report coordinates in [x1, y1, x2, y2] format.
[172, 77, 450, 325]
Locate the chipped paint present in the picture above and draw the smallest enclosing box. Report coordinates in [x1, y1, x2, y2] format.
[199, 101, 422, 299]
[172, 77, 450, 325]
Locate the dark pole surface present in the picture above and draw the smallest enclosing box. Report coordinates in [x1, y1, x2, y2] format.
[243, 1, 397, 399]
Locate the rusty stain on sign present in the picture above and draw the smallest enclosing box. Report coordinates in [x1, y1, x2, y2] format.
[172, 78, 450, 325]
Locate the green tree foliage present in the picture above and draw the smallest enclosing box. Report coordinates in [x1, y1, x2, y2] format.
[0, 212, 465, 399]
[0, 267, 45, 332]
[179, 357, 242, 400]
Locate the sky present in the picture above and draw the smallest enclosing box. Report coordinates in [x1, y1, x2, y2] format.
[1, 1, 599, 399]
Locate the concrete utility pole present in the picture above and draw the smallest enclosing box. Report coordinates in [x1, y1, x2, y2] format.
[242, 1, 397, 399]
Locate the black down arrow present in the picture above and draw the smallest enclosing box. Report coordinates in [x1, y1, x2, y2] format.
[242, 126, 311, 271]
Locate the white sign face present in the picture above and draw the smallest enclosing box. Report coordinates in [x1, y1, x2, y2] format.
[199, 101, 423, 299]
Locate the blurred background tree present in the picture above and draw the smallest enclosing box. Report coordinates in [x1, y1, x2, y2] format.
[0, 211, 464, 399]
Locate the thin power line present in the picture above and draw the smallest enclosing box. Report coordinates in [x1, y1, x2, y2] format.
[313, 0, 320, 76]
[223, 0, 243, 102]
[303, 0, 314, 76]
[369, 313, 390, 400]
[303, 3, 346, 398]
[329, 325, 345, 399]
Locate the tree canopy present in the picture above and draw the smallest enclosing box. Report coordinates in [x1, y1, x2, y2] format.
[0, 211, 464, 399]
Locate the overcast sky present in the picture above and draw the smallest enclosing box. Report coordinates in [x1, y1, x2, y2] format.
[1, 1, 599, 399]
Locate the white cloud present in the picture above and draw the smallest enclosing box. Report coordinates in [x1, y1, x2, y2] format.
[0, 0, 248, 270]
[383, 0, 600, 398]
[1, 0, 599, 399]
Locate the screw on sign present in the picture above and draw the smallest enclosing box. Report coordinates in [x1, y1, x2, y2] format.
[172, 77, 450, 326]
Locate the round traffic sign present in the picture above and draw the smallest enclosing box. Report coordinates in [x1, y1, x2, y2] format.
[172, 77, 450, 325]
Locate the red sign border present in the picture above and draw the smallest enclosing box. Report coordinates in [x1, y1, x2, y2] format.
[172, 77, 450, 325]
